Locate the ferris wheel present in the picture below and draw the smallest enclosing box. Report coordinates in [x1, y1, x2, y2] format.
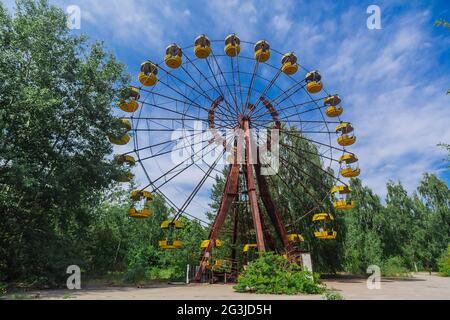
[109, 34, 361, 280]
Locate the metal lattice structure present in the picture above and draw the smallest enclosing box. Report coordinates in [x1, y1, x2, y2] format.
[110, 35, 360, 281]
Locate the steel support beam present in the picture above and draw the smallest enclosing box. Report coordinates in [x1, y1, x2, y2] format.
[195, 163, 240, 282]
[231, 201, 239, 277]
[243, 120, 266, 252]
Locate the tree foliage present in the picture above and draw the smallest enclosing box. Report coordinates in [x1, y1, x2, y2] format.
[0, 0, 128, 284]
[343, 175, 449, 274]
[438, 244, 450, 276]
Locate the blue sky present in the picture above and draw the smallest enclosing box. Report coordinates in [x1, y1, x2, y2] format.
[4, 0, 450, 220]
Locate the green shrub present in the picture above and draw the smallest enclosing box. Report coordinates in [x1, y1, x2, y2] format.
[381, 257, 410, 277]
[126, 246, 161, 271]
[234, 253, 325, 295]
[438, 245, 450, 277]
[323, 291, 345, 300]
[122, 266, 146, 284]
[0, 282, 7, 295]
[145, 267, 181, 281]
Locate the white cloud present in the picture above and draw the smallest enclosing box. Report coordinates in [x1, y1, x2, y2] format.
[271, 14, 292, 35]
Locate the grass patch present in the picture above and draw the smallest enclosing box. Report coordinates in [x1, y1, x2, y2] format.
[9, 293, 35, 300]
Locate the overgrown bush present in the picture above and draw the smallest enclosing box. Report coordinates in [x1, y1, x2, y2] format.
[122, 266, 146, 284]
[122, 265, 184, 284]
[146, 267, 182, 281]
[0, 282, 7, 295]
[438, 245, 450, 277]
[323, 291, 345, 300]
[234, 253, 325, 295]
[126, 246, 161, 271]
[381, 256, 410, 277]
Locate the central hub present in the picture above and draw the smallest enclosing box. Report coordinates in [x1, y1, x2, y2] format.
[238, 114, 251, 129]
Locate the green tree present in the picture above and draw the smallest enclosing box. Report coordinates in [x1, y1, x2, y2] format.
[343, 179, 383, 274]
[416, 174, 450, 270]
[82, 184, 207, 283]
[438, 244, 450, 276]
[435, 19, 450, 29]
[274, 131, 344, 273]
[0, 0, 128, 284]
[380, 182, 417, 267]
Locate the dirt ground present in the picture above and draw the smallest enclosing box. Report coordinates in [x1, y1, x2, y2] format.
[5, 273, 450, 300]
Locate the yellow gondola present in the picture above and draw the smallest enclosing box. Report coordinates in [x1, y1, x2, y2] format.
[108, 134, 130, 146]
[159, 217, 184, 249]
[288, 234, 305, 242]
[128, 207, 151, 219]
[131, 190, 153, 201]
[326, 106, 344, 117]
[206, 259, 223, 270]
[305, 71, 323, 94]
[108, 118, 132, 146]
[254, 40, 270, 63]
[200, 239, 223, 249]
[128, 190, 153, 219]
[339, 153, 361, 178]
[159, 240, 183, 249]
[118, 118, 131, 131]
[341, 168, 361, 178]
[312, 213, 333, 222]
[194, 34, 211, 59]
[334, 200, 356, 210]
[115, 154, 136, 166]
[161, 220, 184, 230]
[114, 155, 135, 182]
[331, 185, 352, 194]
[336, 122, 356, 147]
[324, 94, 343, 117]
[315, 230, 337, 240]
[324, 95, 342, 107]
[119, 87, 140, 113]
[281, 52, 298, 75]
[212, 260, 223, 269]
[165, 44, 183, 69]
[331, 185, 356, 210]
[224, 34, 241, 57]
[243, 244, 257, 252]
[139, 61, 158, 86]
[116, 172, 134, 183]
[313, 213, 337, 240]
[243, 244, 258, 270]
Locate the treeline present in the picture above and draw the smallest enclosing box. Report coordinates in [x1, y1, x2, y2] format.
[343, 175, 449, 275]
